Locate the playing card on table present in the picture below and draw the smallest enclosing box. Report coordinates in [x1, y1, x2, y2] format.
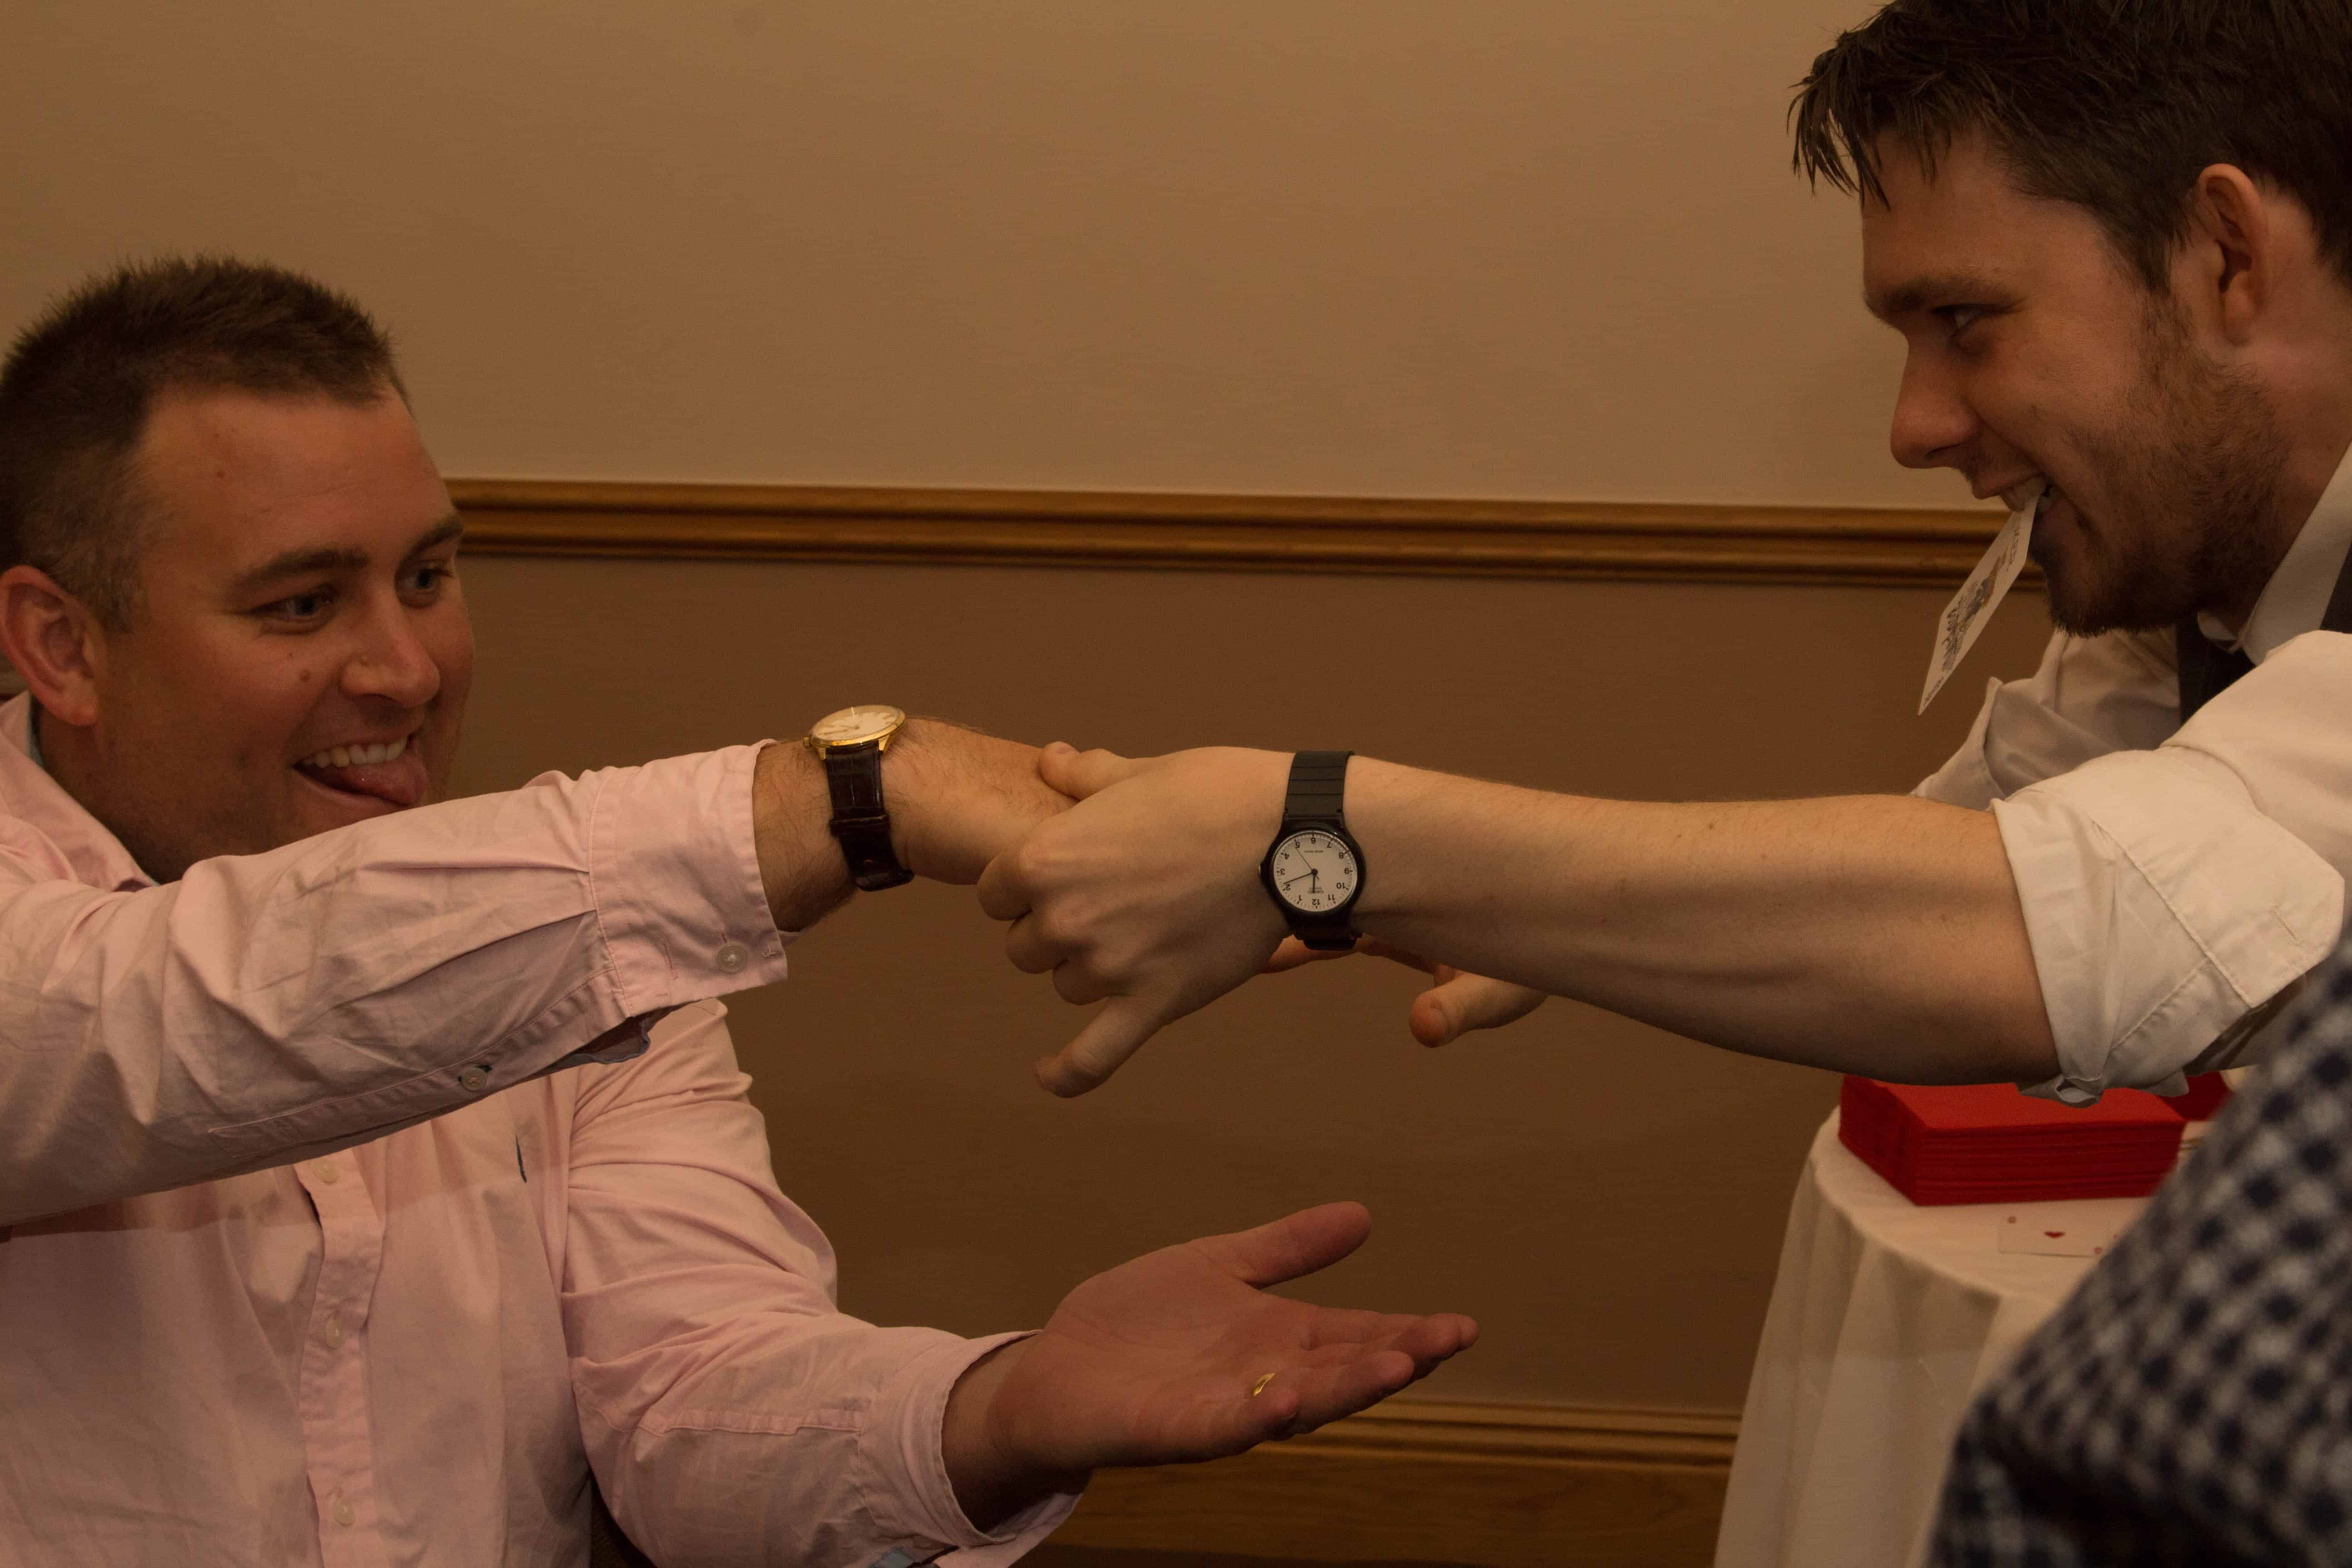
[1920, 481, 2041, 714]
[1995, 1199, 2141, 1258]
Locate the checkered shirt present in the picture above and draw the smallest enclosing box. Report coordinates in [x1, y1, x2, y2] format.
[1932, 937, 2352, 1567]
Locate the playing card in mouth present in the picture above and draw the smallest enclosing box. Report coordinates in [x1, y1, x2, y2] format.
[1920, 480, 2043, 714]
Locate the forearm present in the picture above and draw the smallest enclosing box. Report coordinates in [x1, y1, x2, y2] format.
[1346, 760, 2057, 1082]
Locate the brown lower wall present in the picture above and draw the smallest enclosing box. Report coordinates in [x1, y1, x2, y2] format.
[449, 554, 2052, 1414]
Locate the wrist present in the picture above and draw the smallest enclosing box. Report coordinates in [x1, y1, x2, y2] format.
[876, 717, 949, 880]
[751, 740, 858, 930]
[941, 1338, 1083, 1531]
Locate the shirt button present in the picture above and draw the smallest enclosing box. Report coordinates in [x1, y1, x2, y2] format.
[314, 1162, 340, 1186]
[715, 941, 750, 974]
[333, 1495, 355, 1528]
[458, 1064, 490, 1093]
[322, 1313, 343, 1348]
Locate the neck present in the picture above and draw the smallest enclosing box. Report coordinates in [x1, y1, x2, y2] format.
[36, 717, 175, 882]
[2220, 300, 2352, 630]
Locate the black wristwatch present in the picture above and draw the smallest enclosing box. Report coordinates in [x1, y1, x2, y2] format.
[1259, 750, 1365, 950]
[804, 705, 914, 892]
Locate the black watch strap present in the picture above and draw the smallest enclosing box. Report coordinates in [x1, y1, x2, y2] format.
[1279, 750, 1359, 951]
[821, 742, 913, 891]
[1283, 750, 1352, 828]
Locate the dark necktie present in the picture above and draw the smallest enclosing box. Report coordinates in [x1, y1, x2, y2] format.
[2176, 538, 2352, 720]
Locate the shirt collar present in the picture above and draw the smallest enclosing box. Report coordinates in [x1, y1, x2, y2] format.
[2196, 436, 2352, 663]
[0, 693, 154, 891]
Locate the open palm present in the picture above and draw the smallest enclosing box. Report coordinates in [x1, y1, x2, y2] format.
[979, 1201, 1477, 1475]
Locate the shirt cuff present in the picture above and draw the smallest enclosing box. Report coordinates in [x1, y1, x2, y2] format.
[863, 1332, 1083, 1563]
[1994, 747, 2342, 1101]
[582, 742, 796, 1016]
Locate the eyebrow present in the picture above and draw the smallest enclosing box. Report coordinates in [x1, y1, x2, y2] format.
[1864, 271, 2009, 323]
[227, 512, 466, 595]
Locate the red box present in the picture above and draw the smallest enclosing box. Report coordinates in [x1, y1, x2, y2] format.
[1838, 1076, 2188, 1205]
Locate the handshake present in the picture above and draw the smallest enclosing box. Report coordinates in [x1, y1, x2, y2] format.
[762, 711, 1550, 1097]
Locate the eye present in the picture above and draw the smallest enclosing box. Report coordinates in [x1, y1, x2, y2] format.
[260, 587, 335, 625]
[400, 562, 453, 598]
[1938, 304, 1990, 338]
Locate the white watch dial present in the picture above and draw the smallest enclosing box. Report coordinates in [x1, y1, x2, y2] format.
[1269, 829, 1360, 915]
[810, 704, 906, 747]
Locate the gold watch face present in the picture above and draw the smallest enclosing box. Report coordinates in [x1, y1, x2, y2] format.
[808, 704, 906, 750]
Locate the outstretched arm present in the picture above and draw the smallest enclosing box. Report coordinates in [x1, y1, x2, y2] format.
[0, 717, 1067, 1225]
[978, 745, 2054, 1095]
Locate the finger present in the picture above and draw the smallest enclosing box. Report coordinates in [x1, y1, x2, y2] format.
[1283, 1316, 1482, 1434]
[1298, 1308, 1481, 1361]
[1411, 975, 1548, 1047]
[975, 849, 1034, 923]
[1001, 912, 1069, 975]
[1034, 994, 1166, 1097]
[1191, 1200, 1372, 1289]
[1037, 745, 1146, 802]
[1052, 960, 1112, 1008]
[1262, 936, 1360, 974]
[1274, 1348, 1421, 1435]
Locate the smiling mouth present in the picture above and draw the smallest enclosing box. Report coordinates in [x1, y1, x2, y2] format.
[294, 734, 425, 809]
[299, 736, 408, 770]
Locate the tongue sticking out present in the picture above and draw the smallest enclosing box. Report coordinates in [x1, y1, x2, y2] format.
[297, 749, 428, 809]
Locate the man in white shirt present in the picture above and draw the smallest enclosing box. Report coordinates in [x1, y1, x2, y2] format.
[978, 0, 2352, 1109]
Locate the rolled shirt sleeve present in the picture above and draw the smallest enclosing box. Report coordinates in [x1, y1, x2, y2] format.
[0, 744, 794, 1225]
[1988, 632, 2352, 1101]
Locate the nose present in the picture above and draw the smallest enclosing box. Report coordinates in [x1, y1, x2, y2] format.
[341, 595, 442, 710]
[1888, 350, 1977, 471]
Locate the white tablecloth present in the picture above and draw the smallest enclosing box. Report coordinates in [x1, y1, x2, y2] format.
[1713, 1112, 2146, 1568]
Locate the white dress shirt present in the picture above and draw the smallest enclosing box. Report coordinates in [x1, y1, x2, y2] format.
[1915, 447, 2352, 1102]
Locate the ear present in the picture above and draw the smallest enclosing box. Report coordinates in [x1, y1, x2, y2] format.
[2181, 164, 2282, 346]
[0, 565, 108, 727]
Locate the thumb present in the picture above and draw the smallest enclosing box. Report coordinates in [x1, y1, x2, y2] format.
[1034, 994, 1164, 1097]
[1411, 974, 1547, 1047]
[1039, 743, 1146, 802]
[1195, 1200, 1373, 1289]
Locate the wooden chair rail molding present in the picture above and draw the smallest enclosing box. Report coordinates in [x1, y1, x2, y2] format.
[448, 478, 2018, 589]
[1054, 1398, 1740, 1568]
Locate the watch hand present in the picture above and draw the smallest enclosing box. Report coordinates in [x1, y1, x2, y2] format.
[1281, 869, 1318, 890]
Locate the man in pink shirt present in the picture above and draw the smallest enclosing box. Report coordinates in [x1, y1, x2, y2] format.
[0, 258, 1476, 1568]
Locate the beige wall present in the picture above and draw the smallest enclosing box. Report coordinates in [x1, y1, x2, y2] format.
[8, 0, 1953, 506]
[6, 2, 2057, 1413]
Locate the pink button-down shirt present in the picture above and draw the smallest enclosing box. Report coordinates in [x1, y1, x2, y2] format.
[0, 696, 1064, 1567]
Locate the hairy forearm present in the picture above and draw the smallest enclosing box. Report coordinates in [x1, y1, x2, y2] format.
[1345, 761, 2058, 1082]
[752, 739, 858, 931]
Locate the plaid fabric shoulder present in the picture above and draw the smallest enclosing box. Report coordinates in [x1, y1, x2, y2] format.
[1933, 938, 2352, 1568]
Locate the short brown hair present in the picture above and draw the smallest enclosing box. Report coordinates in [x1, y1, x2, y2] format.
[1791, 0, 2352, 292]
[0, 257, 404, 627]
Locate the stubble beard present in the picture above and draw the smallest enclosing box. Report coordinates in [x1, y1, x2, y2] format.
[2042, 305, 2288, 638]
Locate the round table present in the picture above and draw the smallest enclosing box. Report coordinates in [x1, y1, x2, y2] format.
[1712, 1112, 2147, 1568]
